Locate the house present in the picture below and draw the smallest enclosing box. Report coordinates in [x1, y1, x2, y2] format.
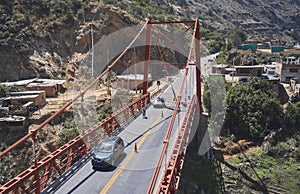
[235, 65, 264, 77]
[26, 82, 57, 97]
[26, 79, 66, 97]
[265, 65, 276, 76]
[9, 91, 46, 106]
[257, 42, 271, 49]
[275, 57, 300, 82]
[0, 91, 46, 116]
[0, 115, 28, 144]
[290, 77, 300, 91]
[238, 44, 257, 51]
[115, 74, 152, 90]
[1, 78, 66, 97]
[212, 64, 228, 74]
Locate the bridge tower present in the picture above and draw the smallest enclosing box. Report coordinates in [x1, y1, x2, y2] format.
[143, 22, 152, 95]
[195, 19, 202, 113]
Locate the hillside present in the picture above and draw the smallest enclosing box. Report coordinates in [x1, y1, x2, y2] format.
[162, 0, 300, 43]
[1, 0, 299, 81]
[0, 1, 136, 82]
[172, 0, 299, 36]
[100, 0, 299, 44]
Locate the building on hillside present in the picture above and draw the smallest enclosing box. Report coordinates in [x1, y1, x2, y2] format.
[212, 64, 228, 74]
[275, 56, 300, 82]
[0, 115, 28, 145]
[26, 82, 57, 97]
[26, 79, 66, 97]
[1, 78, 66, 97]
[36, 79, 65, 92]
[290, 77, 300, 91]
[0, 91, 46, 116]
[9, 91, 46, 106]
[235, 65, 264, 77]
[115, 74, 152, 90]
[271, 46, 285, 53]
[238, 43, 257, 51]
[257, 42, 271, 49]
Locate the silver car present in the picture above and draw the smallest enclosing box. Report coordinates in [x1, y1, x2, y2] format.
[92, 136, 124, 169]
[153, 97, 165, 108]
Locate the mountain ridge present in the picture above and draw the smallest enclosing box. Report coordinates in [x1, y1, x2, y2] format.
[0, 0, 299, 81]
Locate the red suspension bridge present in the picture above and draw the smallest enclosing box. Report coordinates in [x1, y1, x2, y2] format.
[0, 20, 205, 194]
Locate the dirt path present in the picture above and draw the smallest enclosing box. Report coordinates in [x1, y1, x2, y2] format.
[223, 146, 260, 160]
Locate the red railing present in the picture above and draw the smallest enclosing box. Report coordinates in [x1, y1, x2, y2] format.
[157, 95, 198, 193]
[0, 94, 150, 194]
[147, 19, 201, 194]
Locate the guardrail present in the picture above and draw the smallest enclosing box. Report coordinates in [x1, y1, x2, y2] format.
[150, 84, 169, 100]
[157, 95, 198, 193]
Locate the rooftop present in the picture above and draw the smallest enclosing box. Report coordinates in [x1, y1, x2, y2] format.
[10, 91, 45, 95]
[4, 94, 40, 100]
[1, 78, 65, 87]
[27, 83, 57, 87]
[36, 79, 65, 85]
[1, 78, 37, 86]
[116, 74, 152, 81]
[213, 64, 228, 68]
[235, 65, 264, 69]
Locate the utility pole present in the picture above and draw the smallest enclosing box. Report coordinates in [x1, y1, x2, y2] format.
[91, 23, 94, 77]
[127, 60, 131, 90]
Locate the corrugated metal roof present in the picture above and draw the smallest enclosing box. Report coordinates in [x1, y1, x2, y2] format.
[36, 79, 65, 85]
[4, 94, 39, 100]
[1, 78, 65, 86]
[1, 78, 37, 86]
[27, 83, 57, 87]
[116, 74, 152, 81]
[235, 65, 264, 68]
[10, 91, 45, 95]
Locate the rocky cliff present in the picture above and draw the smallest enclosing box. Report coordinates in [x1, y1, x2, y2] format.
[0, 1, 135, 82]
[1, 0, 299, 81]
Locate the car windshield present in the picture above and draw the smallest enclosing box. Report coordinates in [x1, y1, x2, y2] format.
[98, 143, 113, 153]
[157, 98, 164, 102]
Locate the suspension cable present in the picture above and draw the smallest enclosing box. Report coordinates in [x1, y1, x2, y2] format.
[153, 34, 177, 101]
[151, 24, 194, 58]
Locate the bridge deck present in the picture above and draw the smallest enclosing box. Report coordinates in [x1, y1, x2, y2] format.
[53, 69, 194, 194]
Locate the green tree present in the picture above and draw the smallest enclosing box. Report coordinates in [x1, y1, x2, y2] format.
[58, 117, 79, 146]
[203, 82, 211, 114]
[283, 102, 300, 133]
[230, 29, 247, 46]
[224, 78, 282, 138]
